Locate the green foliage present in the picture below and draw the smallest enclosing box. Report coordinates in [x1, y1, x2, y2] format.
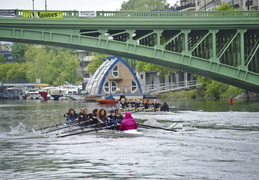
[160, 89, 198, 99]
[0, 63, 13, 79]
[215, 2, 242, 11]
[24, 46, 80, 85]
[87, 53, 110, 75]
[0, 54, 7, 63]
[221, 86, 244, 97]
[121, 0, 168, 11]
[136, 61, 176, 77]
[6, 63, 26, 80]
[204, 81, 229, 98]
[11, 43, 31, 63]
[193, 76, 245, 98]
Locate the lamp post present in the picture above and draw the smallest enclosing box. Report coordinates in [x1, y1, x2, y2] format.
[0, 81, 3, 98]
[45, 0, 47, 10]
[32, 0, 34, 10]
[34, 59, 37, 83]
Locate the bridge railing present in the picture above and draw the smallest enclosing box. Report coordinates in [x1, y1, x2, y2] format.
[12, 10, 259, 19]
[15, 10, 79, 18]
[96, 11, 259, 18]
[142, 80, 200, 94]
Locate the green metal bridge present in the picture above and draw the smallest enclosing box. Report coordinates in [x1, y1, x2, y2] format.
[0, 10, 259, 92]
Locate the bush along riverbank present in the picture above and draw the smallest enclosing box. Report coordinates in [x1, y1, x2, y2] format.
[159, 88, 258, 100]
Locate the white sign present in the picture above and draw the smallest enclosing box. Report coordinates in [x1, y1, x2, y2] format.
[79, 11, 96, 17]
[36, 79, 41, 84]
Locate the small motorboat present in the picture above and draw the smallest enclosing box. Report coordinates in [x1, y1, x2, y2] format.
[96, 99, 118, 104]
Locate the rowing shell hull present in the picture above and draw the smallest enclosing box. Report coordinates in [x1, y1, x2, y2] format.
[57, 127, 143, 137]
[96, 99, 118, 104]
[92, 129, 143, 137]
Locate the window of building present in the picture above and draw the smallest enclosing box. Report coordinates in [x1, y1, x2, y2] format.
[103, 81, 110, 93]
[111, 81, 117, 93]
[103, 81, 117, 93]
[112, 66, 119, 77]
[131, 81, 138, 93]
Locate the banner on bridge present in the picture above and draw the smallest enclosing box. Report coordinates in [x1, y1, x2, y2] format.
[0, 9, 16, 17]
[79, 11, 96, 17]
[22, 10, 63, 19]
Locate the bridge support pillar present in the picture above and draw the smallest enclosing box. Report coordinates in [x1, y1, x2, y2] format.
[165, 75, 169, 90]
[174, 73, 180, 88]
[154, 75, 160, 91]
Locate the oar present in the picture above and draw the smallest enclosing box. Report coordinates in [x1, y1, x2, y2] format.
[59, 125, 118, 138]
[27, 122, 65, 133]
[56, 123, 101, 135]
[138, 124, 177, 132]
[42, 121, 98, 134]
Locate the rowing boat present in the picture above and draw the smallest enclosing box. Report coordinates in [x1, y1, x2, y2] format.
[56, 125, 143, 137]
[96, 99, 118, 104]
[88, 129, 143, 137]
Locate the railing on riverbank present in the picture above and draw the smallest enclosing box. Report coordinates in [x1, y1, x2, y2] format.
[142, 80, 200, 95]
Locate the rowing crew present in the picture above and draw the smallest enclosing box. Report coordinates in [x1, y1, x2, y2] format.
[63, 108, 138, 131]
[120, 98, 170, 112]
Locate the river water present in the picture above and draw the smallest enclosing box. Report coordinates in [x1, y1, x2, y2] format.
[0, 99, 259, 180]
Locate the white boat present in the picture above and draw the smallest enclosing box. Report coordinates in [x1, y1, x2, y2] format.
[26, 89, 41, 99]
[54, 125, 143, 138]
[92, 129, 143, 137]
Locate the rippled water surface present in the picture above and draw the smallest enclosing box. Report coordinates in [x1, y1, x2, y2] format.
[0, 99, 259, 180]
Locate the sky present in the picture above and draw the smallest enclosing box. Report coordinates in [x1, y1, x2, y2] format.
[1, 0, 178, 11]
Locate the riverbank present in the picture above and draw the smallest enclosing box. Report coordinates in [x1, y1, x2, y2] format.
[159, 89, 259, 100]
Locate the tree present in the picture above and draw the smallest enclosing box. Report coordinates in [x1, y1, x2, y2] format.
[121, 0, 168, 11]
[136, 61, 176, 78]
[215, 3, 237, 11]
[0, 54, 7, 63]
[11, 43, 31, 63]
[24, 45, 81, 85]
[0, 63, 12, 80]
[87, 52, 110, 75]
[6, 63, 26, 80]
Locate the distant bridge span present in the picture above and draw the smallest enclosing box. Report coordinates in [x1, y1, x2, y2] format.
[0, 10, 259, 92]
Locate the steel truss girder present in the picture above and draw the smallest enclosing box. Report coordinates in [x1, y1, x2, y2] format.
[0, 25, 259, 92]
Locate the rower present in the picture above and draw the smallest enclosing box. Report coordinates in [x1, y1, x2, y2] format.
[63, 108, 79, 125]
[161, 102, 169, 112]
[97, 109, 108, 126]
[79, 109, 92, 126]
[106, 110, 116, 126]
[143, 99, 151, 111]
[134, 98, 142, 111]
[113, 108, 124, 129]
[120, 98, 129, 110]
[91, 109, 99, 124]
[153, 100, 161, 112]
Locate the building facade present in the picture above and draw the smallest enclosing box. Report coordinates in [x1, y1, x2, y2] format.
[85, 56, 143, 96]
[177, 0, 259, 11]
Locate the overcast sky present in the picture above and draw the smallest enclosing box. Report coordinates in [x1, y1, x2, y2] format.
[1, 0, 178, 11]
